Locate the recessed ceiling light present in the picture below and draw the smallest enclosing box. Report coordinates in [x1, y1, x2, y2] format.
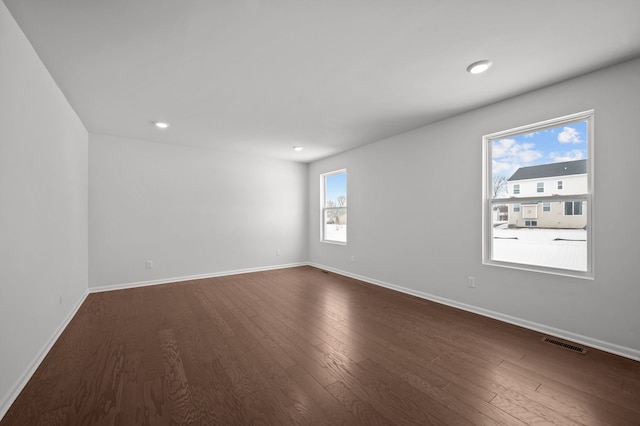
[293, 146, 304, 151]
[154, 121, 170, 129]
[466, 60, 493, 74]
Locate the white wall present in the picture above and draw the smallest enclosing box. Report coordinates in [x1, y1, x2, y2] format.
[0, 1, 88, 416]
[309, 58, 640, 358]
[89, 134, 308, 289]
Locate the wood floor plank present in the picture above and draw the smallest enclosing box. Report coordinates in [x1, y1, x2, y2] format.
[3, 266, 639, 426]
[114, 350, 146, 425]
[143, 376, 170, 425]
[37, 405, 70, 426]
[399, 371, 528, 426]
[324, 380, 395, 426]
[501, 360, 640, 424]
[311, 343, 456, 425]
[357, 357, 477, 426]
[286, 364, 359, 425]
[535, 384, 632, 426]
[157, 328, 198, 425]
[432, 351, 542, 395]
[64, 331, 125, 425]
[492, 384, 596, 426]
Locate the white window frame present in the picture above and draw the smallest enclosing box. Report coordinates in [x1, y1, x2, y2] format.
[482, 110, 594, 279]
[513, 184, 520, 195]
[537, 182, 544, 193]
[320, 169, 347, 245]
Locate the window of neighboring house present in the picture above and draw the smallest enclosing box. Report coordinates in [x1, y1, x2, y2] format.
[321, 169, 347, 244]
[564, 201, 583, 216]
[483, 110, 593, 278]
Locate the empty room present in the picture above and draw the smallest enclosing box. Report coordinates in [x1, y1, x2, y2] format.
[1, 0, 639, 424]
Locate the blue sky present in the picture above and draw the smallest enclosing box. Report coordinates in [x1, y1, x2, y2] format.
[492, 120, 588, 180]
[325, 172, 347, 206]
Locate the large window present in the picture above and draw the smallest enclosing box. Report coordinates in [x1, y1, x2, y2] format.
[321, 169, 347, 244]
[483, 111, 593, 278]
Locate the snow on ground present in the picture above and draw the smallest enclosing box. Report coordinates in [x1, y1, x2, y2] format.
[323, 224, 586, 271]
[492, 227, 587, 271]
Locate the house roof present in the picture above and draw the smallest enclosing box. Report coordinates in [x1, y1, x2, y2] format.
[508, 159, 587, 181]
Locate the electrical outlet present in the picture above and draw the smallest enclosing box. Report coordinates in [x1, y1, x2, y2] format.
[146, 260, 153, 269]
[350, 255, 355, 262]
[276, 249, 281, 256]
[467, 276, 476, 288]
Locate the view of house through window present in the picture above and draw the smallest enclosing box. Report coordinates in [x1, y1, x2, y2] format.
[321, 170, 347, 243]
[484, 111, 593, 277]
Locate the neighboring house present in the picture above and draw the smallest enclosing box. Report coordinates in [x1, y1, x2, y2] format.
[506, 159, 587, 229]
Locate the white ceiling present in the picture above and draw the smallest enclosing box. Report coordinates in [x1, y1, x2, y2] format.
[5, 0, 640, 163]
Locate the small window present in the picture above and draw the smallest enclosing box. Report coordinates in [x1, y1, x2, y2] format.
[483, 110, 593, 278]
[321, 170, 347, 244]
[564, 201, 583, 216]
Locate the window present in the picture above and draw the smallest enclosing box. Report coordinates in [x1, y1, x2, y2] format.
[483, 110, 593, 278]
[564, 201, 583, 216]
[321, 169, 347, 244]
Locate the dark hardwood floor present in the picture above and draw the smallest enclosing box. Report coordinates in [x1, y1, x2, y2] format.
[3, 266, 639, 425]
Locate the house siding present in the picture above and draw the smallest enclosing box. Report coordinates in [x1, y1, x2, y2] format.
[509, 201, 586, 229]
[506, 173, 587, 229]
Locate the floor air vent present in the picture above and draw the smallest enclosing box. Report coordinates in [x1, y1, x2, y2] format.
[542, 336, 587, 354]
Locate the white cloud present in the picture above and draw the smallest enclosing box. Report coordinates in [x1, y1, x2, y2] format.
[550, 149, 585, 162]
[492, 138, 515, 158]
[492, 160, 514, 175]
[492, 139, 543, 176]
[493, 138, 542, 162]
[519, 149, 542, 163]
[558, 126, 582, 144]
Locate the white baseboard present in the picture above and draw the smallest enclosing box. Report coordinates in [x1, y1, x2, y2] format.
[89, 262, 308, 293]
[309, 263, 640, 362]
[0, 289, 89, 420]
